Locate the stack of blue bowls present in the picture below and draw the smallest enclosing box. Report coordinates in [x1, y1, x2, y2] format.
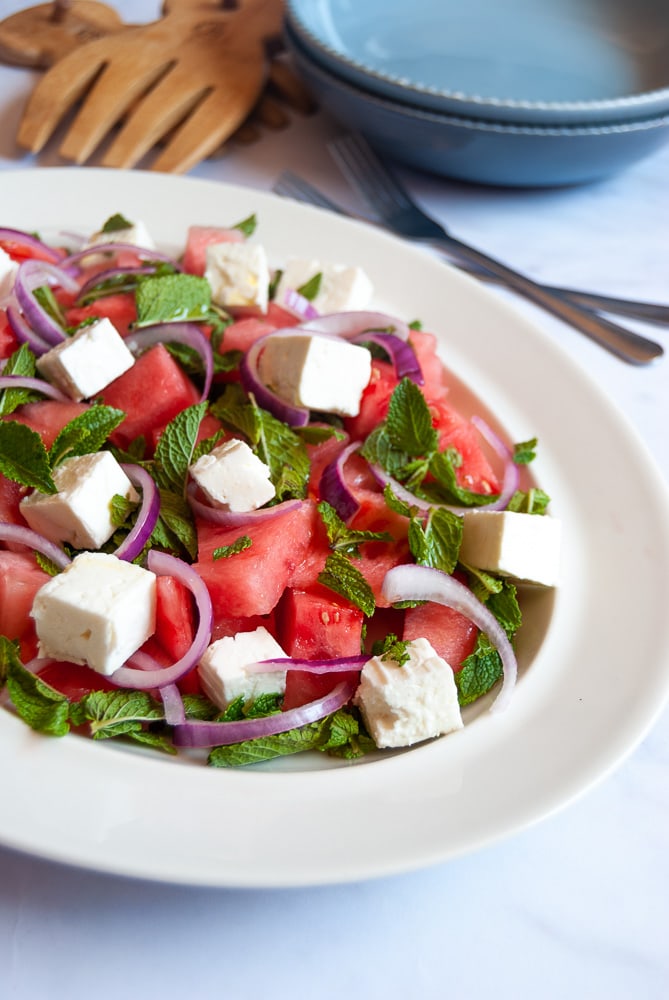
[284, 0, 669, 187]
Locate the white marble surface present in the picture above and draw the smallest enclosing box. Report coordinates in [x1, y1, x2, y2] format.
[0, 2, 668, 997]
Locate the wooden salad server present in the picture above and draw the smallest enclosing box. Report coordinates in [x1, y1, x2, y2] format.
[0, 1, 123, 68]
[14, 0, 309, 173]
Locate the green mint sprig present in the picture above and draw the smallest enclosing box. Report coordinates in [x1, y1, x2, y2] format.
[0, 345, 39, 416]
[317, 500, 392, 557]
[135, 273, 212, 327]
[213, 535, 252, 560]
[318, 550, 376, 617]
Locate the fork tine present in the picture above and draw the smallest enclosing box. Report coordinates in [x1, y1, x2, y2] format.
[328, 133, 413, 216]
[273, 171, 343, 212]
[102, 66, 209, 169]
[59, 51, 173, 163]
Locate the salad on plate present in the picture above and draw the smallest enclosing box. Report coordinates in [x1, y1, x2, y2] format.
[0, 212, 561, 768]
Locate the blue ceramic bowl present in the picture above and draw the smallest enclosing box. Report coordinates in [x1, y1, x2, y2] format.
[286, 0, 669, 127]
[285, 21, 669, 187]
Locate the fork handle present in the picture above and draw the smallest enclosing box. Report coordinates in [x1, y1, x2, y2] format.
[429, 234, 663, 365]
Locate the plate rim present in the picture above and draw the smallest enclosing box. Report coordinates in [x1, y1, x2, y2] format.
[1, 167, 669, 888]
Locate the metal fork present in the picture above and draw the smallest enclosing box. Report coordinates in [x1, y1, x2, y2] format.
[274, 170, 669, 329]
[327, 134, 663, 365]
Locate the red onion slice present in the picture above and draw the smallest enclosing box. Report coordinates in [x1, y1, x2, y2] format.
[126, 323, 213, 401]
[470, 416, 520, 512]
[160, 682, 187, 726]
[76, 264, 162, 303]
[0, 228, 63, 264]
[14, 260, 79, 347]
[114, 464, 160, 562]
[61, 242, 181, 270]
[0, 523, 71, 570]
[0, 374, 69, 401]
[381, 564, 517, 713]
[247, 655, 367, 674]
[282, 288, 320, 320]
[318, 440, 362, 522]
[300, 310, 411, 342]
[240, 329, 310, 427]
[110, 550, 213, 691]
[172, 678, 357, 748]
[187, 485, 302, 526]
[351, 330, 423, 384]
[5, 304, 53, 355]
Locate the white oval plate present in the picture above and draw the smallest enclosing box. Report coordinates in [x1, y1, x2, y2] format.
[1, 168, 669, 888]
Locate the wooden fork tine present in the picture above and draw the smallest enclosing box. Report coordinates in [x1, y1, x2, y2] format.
[17, 45, 108, 152]
[151, 82, 265, 174]
[59, 50, 173, 164]
[102, 66, 209, 169]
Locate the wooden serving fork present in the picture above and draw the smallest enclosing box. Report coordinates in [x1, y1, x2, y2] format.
[16, 0, 287, 173]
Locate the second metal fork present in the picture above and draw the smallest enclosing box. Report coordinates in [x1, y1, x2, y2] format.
[327, 134, 663, 365]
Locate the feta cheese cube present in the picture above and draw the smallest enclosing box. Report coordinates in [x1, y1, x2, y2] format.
[354, 637, 463, 748]
[258, 333, 372, 417]
[86, 218, 156, 251]
[198, 626, 288, 709]
[32, 551, 156, 675]
[274, 258, 373, 314]
[189, 438, 275, 512]
[459, 509, 561, 587]
[35, 317, 134, 400]
[205, 242, 270, 313]
[0, 246, 19, 300]
[20, 451, 137, 550]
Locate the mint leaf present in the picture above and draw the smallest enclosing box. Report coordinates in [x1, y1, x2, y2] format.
[486, 580, 522, 638]
[0, 635, 18, 688]
[135, 273, 212, 327]
[33, 285, 67, 328]
[232, 213, 257, 237]
[408, 506, 463, 574]
[49, 404, 125, 467]
[371, 633, 411, 666]
[109, 491, 137, 528]
[69, 689, 163, 738]
[213, 535, 252, 560]
[507, 488, 551, 515]
[455, 634, 503, 706]
[296, 272, 322, 301]
[0, 344, 39, 416]
[513, 437, 538, 465]
[153, 487, 198, 560]
[317, 501, 392, 557]
[424, 449, 500, 507]
[318, 551, 376, 617]
[101, 212, 133, 233]
[297, 425, 347, 445]
[386, 377, 437, 456]
[182, 693, 220, 720]
[4, 645, 70, 736]
[0, 421, 56, 492]
[153, 402, 207, 495]
[77, 261, 177, 306]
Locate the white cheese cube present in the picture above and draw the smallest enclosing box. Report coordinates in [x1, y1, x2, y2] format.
[205, 242, 270, 312]
[189, 438, 275, 512]
[35, 317, 134, 400]
[258, 333, 372, 417]
[354, 637, 463, 749]
[32, 551, 156, 675]
[274, 258, 373, 314]
[459, 510, 561, 587]
[0, 246, 19, 301]
[198, 626, 288, 709]
[86, 218, 156, 251]
[20, 451, 137, 550]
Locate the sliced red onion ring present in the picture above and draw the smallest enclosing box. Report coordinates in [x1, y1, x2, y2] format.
[160, 683, 187, 726]
[187, 485, 302, 526]
[6, 304, 53, 355]
[61, 242, 181, 270]
[0, 228, 63, 264]
[110, 550, 213, 691]
[0, 374, 68, 401]
[0, 523, 71, 570]
[76, 264, 162, 303]
[247, 655, 367, 674]
[300, 310, 411, 342]
[282, 288, 320, 320]
[114, 465, 160, 562]
[172, 678, 357, 748]
[470, 415, 520, 512]
[319, 440, 362, 522]
[240, 329, 310, 427]
[125, 323, 213, 401]
[14, 260, 79, 347]
[351, 330, 423, 385]
[381, 564, 517, 713]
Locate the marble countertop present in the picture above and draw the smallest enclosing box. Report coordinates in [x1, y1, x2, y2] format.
[0, 2, 668, 997]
